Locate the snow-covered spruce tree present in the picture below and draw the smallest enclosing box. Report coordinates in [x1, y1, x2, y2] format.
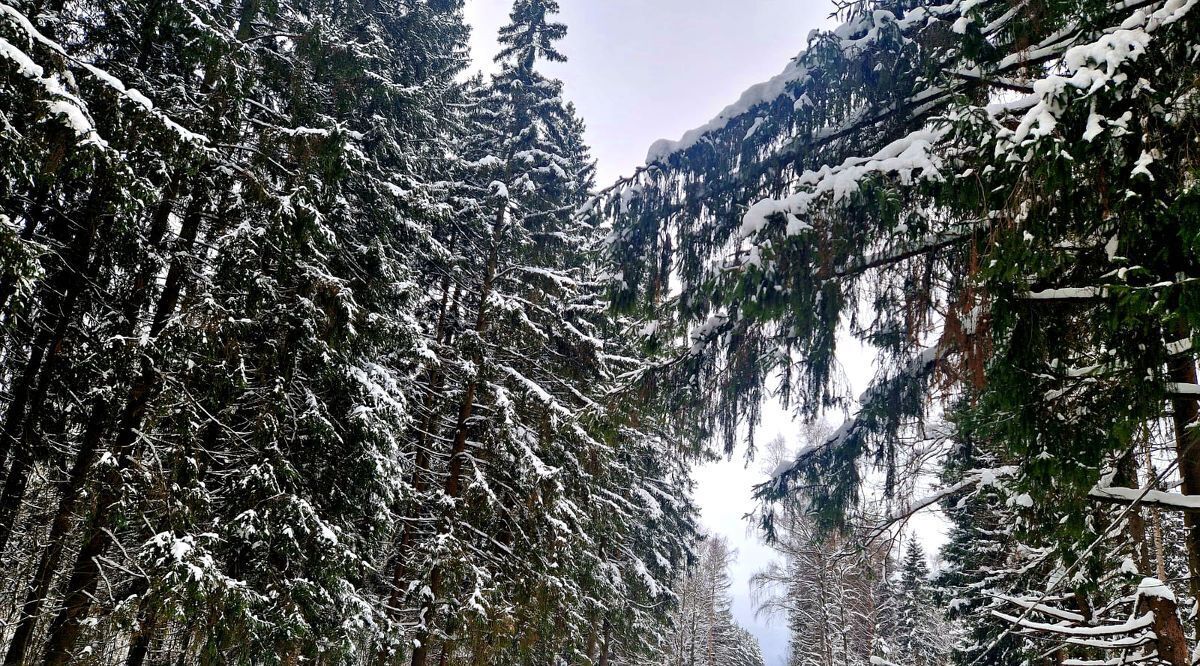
[602, 1, 1200, 663]
[582, 424, 698, 666]
[381, 2, 696, 665]
[931, 423, 1046, 666]
[891, 541, 947, 666]
[0, 0, 469, 662]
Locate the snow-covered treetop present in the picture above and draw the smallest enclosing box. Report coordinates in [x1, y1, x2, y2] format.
[496, 0, 567, 71]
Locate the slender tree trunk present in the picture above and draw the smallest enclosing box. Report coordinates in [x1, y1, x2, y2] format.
[381, 244, 458, 644]
[124, 601, 157, 666]
[1115, 449, 1150, 573]
[0, 126, 69, 324]
[39, 185, 208, 665]
[1167, 351, 1200, 639]
[1137, 436, 1170, 580]
[3, 170, 183, 666]
[0, 174, 111, 553]
[598, 619, 610, 666]
[2, 399, 109, 665]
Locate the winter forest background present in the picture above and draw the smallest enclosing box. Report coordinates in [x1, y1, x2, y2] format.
[0, 0, 1199, 665]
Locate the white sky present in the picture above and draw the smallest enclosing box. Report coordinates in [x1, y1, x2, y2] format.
[463, 0, 834, 185]
[462, 2, 949, 664]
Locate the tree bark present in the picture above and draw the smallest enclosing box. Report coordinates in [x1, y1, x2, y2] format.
[380, 241, 458, 658]
[1114, 449, 1151, 573]
[39, 184, 208, 665]
[2, 169, 184, 666]
[598, 619, 610, 666]
[2, 399, 109, 666]
[410, 200, 507, 666]
[1167, 351, 1200, 639]
[124, 595, 158, 666]
[0, 173, 111, 553]
[1139, 587, 1189, 666]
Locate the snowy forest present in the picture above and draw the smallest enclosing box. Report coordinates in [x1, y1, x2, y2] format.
[0, 0, 1198, 664]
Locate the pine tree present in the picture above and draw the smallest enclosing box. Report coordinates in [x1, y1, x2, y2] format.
[384, 1, 697, 664]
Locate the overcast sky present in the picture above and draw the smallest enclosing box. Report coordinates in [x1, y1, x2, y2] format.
[460, 3, 928, 664]
[463, 0, 835, 185]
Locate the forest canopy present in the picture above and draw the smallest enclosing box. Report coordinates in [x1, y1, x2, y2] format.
[0, 0, 1199, 665]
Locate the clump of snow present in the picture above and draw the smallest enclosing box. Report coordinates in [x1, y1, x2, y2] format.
[744, 116, 766, 141]
[45, 99, 95, 138]
[1137, 577, 1175, 602]
[469, 155, 503, 168]
[1131, 150, 1156, 180]
[689, 313, 729, 356]
[1, 5, 208, 144]
[619, 184, 642, 214]
[0, 36, 43, 78]
[646, 56, 810, 163]
[737, 128, 946, 240]
[1083, 103, 1105, 141]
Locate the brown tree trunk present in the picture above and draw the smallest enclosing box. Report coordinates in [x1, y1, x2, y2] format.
[380, 244, 458, 645]
[1139, 584, 1189, 666]
[124, 601, 157, 666]
[410, 202, 507, 666]
[598, 619, 610, 666]
[1114, 450, 1151, 573]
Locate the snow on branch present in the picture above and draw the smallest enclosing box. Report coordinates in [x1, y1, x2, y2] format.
[644, 56, 812, 164]
[0, 2, 209, 145]
[990, 610, 1155, 637]
[642, 0, 969, 164]
[864, 465, 1019, 539]
[1089, 483, 1200, 513]
[738, 127, 948, 241]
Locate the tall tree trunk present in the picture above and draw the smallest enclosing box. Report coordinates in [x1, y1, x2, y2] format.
[0, 113, 70, 325]
[124, 603, 157, 666]
[39, 184, 208, 666]
[1137, 436, 1170, 580]
[0, 174, 111, 553]
[1115, 448, 1151, 573]
[1167, 351, 1200, 639]
[598, 619, 610, 666]
[2, 399, 108, 666]
[1139, 583, 1189, 666]
[410, 201, 507, 666]
[2, 170, 184, 666]
[380, 236, 459, 658]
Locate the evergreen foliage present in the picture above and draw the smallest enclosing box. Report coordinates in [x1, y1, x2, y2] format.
[600, 0, 1200, 664]
[0, 0, 697, 663]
